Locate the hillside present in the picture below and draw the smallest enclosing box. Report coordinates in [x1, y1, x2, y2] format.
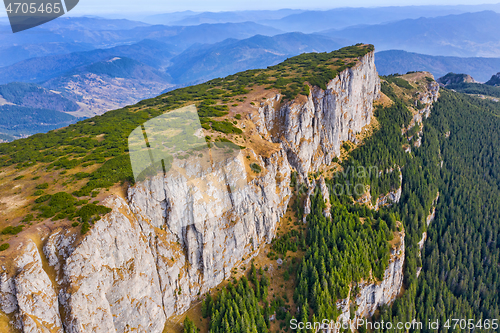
[0, 43, 373, 235]
[0, 83, 81, 139]
[376, 50, 500, 82]
[0, 82, 79, 111]
[42, 56, 173, 116]
[0, 105, 79, 138]
[0, 40, 175, 84]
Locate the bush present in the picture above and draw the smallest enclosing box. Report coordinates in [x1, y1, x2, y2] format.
[1, 225, 23, 235]
[35, 194, 51, 203]
[76, 203, 112, 223]
[81, 221, 90, 234]
[385, 76, 413, 90]
[250, 163, 262, 173]
[22, 214, 33, 223]
[302, 84, 310, 96]
[210, 120, 242, 134]
[36, 183, 49, 189]
[0, 243, 9, 251]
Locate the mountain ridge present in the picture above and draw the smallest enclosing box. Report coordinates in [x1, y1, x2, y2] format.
[323, 11, 500, 57]
[375, 49, 500, 82]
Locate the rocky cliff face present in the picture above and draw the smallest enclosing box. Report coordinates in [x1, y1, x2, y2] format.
[0, 51, 382, 332]
[254, 51, 380, 182]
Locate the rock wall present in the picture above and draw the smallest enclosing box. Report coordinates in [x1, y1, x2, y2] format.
[0, 51, 382, 332]
[0, 241, 64, 333]
[406, 78, 440, 150]
[254, 51, 380, 181]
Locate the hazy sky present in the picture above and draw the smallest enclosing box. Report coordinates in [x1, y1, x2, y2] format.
[0, 0, 498, 17]
[67, 0, 500, 15]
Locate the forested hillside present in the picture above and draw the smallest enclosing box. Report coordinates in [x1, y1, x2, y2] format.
[182, 77, 500, 332]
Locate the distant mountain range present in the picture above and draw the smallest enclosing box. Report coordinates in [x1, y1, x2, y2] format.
[144, 9, 303, 26]
[0, 19, 281, 66]
[0, 39, 175, 84]
[142, 4, 500, 31]
[323, 11, 500, 57]
[376, 50, 500, 82]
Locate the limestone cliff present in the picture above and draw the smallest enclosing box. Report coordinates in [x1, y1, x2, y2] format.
[254, 51, 380, 182]
[0, 51, 383, 332]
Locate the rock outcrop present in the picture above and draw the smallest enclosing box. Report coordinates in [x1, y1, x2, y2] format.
[0, 241, 64, 333]
[254, 51, 380, 180]
[0, 51, 383, 332]
[405, 77, 439, 150]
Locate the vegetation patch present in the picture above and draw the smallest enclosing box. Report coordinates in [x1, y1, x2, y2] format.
[250, 163, 262, 173]
[1, 225, 23, 235]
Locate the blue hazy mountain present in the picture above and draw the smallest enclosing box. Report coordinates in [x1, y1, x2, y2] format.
[322, 11, 500, 57]
[167, 32, 343, 83]
[376, 50, 500, 82]
[0, 40, 174, 84]
[0, 18, 281, 67]
[0, 42, 94, 68]
[0, 82, 79, 111]
[0, 104, 78, 138]
[262, 4, 500, 33]
[144, 9, 303, 26]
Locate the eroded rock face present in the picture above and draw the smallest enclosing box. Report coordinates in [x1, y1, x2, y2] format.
[127, 148, 292, 317]
[1, 241, 64, 333]
[486, 72, 500, 86]
[255, 52, 380, 179]
[1, 51, 385, 332]
[58, 197, 166, 333]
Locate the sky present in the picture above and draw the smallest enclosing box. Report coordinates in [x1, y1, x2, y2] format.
[1, 0, 499, 17]
[57, 0, 500, 16]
